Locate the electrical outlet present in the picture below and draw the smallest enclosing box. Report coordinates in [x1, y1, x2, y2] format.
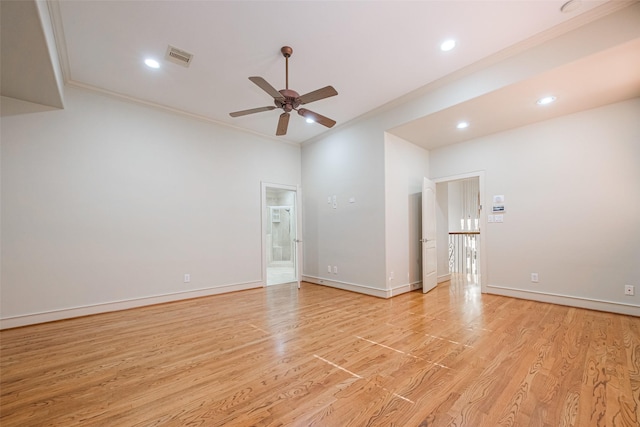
[625, 285, 635, 296]
[531, 273, 539, 283]
[333, 266, 338, 274]
[328, 265, 332, 273]
[184, 273, 190, 283]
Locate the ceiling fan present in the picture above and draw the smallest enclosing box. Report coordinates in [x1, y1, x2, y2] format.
[229, 46, 338, 136]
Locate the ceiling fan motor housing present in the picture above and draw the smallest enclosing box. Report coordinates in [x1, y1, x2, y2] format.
[276, 89, 301, 112]
[229, 45, 337, 135]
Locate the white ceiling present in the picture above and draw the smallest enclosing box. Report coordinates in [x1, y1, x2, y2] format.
[2, 0, 639, 147]
[390, 37, 640, 148]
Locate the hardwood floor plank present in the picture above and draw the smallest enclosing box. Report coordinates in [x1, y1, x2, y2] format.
[623, 316, 640, 425]
[2, 276, 638, 426]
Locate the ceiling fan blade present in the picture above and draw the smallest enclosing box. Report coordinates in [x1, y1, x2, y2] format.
[298, 108, 336, 128]
[229, 106, 276, 117]
[298, 86, 338, 105]
[249, 76, 285, 101]
[276, 112, 290, 136]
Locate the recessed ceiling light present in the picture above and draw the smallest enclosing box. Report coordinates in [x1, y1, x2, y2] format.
[440, 39, 456, 52]
[537, 96, 556, 105]
[456, 121, 469, 129]
[144, 58, 160, 69]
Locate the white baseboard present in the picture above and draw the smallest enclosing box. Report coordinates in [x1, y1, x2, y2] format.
[8, 279, 632, 330]
[302, 276, 390, 298]
[487, 285, 640, 317]
[0, 281, 263, 329]
[302, 276, 423, 298]
[389, 281, 423, 296]
[438, 274, 451, 283]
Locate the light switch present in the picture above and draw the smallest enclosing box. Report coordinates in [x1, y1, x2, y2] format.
[488, 215, 495, 223]
[495, 214, 504, 223]
[349, 196, 356, 203]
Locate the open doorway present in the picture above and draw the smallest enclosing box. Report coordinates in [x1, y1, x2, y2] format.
[263, 184, 301, 287]
[434, 172, 485, 291]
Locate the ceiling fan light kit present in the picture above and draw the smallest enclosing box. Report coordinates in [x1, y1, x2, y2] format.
[229, 46, 338, 136]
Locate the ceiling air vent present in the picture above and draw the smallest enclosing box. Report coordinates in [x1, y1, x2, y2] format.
[165, 45, 193, 67]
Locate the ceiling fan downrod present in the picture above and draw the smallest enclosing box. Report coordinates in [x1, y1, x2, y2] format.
[281, 46, 292, 90]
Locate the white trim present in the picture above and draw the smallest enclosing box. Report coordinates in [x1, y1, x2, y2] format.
[0, 281, 263, 330]
[487, 285, 640, 317]
[47, 0, 71, 83]
[65, 82, 298, 147]
[303, 276, 390, 298]
[433, 171, 484, 184]
[389, 281, 423, 297]
[304, 276, 425, 298]
[438, 273, 452, 283]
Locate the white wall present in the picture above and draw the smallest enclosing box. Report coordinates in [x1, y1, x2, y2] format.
[301, 125, 429, 298]
[429, 98, 640, 315]
[301, 119, 387, 295]
[384, 133, 429, 295]
[447, 180, 464, 232]
[0, 86, 301, 327]
[447, 178, 480, 232]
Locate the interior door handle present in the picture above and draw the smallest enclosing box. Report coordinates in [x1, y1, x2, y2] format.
[419, 238, 428, 243]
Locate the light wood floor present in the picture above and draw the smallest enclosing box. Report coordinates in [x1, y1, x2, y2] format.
[1, 276, 639, 426]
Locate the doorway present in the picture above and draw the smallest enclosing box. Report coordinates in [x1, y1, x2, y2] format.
[434, 172, 486, 291]
[262, 184, 301, 287]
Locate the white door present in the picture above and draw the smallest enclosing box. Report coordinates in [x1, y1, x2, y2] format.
[422, 177, 437, 293]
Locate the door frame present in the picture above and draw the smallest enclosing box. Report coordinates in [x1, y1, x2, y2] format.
[432, 171, 487, 292]
[261, 182, 302, 289]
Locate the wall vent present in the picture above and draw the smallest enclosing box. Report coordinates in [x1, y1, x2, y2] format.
[165, 45, 194, 67]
